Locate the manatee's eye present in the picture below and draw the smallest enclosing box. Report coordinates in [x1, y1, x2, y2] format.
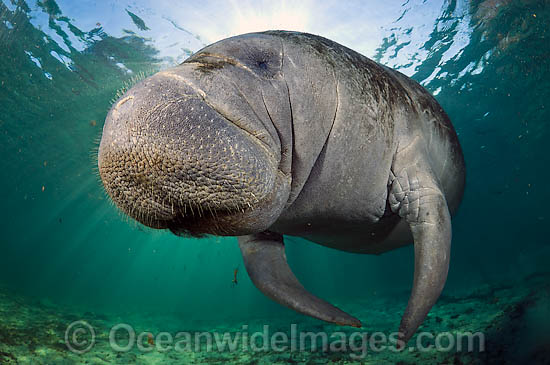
[246, 50, 279, 78]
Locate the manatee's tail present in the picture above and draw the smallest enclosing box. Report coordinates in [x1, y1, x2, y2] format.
[238, 232, 362, 328]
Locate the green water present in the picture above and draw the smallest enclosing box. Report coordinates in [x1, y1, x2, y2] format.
[0, 0, 549, 363]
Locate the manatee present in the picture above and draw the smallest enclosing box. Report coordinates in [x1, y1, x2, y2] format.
[98, 31, 465, 345]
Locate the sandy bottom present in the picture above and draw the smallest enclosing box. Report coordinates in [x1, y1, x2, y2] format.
[0, 273, 548, 364]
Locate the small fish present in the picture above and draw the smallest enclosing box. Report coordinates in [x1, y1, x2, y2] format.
[232, 268, 238, 286]
[147, 333, 154, 346]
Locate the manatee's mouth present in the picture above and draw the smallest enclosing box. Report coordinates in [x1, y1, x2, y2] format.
[98, 87, 281, 236]
[99, 140, 277, 236]
[163, 205, 245, 238]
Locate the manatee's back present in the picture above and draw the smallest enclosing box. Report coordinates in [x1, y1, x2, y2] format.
[384, 67, 466, 216]
[271, 31, 465, 218]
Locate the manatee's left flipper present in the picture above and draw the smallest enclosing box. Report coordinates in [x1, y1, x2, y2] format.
[238, 232, 362, 327]
[389, 137, 452, 346]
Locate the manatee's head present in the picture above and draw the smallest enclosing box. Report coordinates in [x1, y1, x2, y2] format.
[98, 34, 294, 237]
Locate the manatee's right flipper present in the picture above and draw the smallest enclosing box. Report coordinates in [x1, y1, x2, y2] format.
[238, 232, 362, 328]
[389, 137, 452, 346]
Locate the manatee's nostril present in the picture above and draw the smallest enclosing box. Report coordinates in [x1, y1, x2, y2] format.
[258, 61, 268, 70]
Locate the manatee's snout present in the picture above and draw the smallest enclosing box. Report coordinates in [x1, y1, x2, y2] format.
[98, 72, 286, 236]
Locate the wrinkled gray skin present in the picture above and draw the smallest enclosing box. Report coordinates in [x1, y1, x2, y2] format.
[98, 31, 465, 345]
